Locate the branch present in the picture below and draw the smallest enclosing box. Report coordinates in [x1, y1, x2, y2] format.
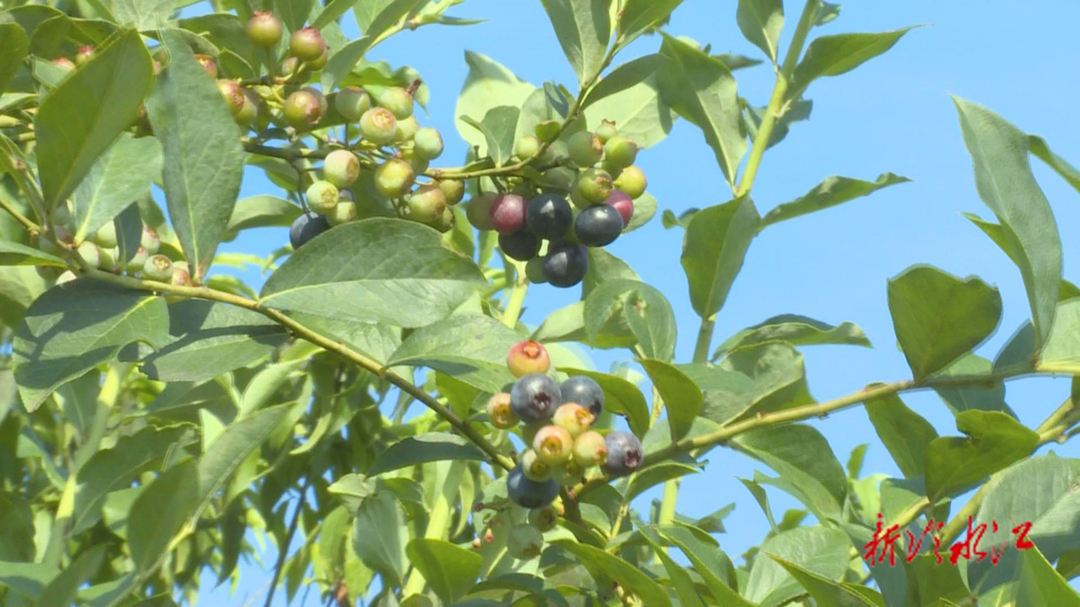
[0, 194, 40, 233]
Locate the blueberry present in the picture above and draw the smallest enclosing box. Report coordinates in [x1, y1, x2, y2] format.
[414, 127, 444, 160]
[526, 193, 573, 240]
[528, 505, 558, 532]
[568, 130, 603, 167]
[572, 430, 608, 467]
[498, 230, 540, 262]
[542, 243, 588, 288]
[595, 119, 618, 143]
[602, 431, 643, 477]
[489, 193, 528, 234]
[613, 166, 647, 199]
[525, 257, 548, 284]
[507, 465, 560, 509]
[574, 204, 623, 247]
[506, 524, 544, 560]
[603, 190, 634, 226]
[360, 108, 397, 145]
[506, 340, 551, 377]
[289, 211, 330, 250]
[334, 86, 370, 121]
[510, 373, 562, 423]
[560, 376, 604, 417]
[246, 11, 283, 48]
[486, 392, 518, 428]
[377, 87, 414, 120]
[465, 193, 496, 230]
[289, 27, 326, 62]
[552, 403, 594, 438]
[532, 424, 573, 466]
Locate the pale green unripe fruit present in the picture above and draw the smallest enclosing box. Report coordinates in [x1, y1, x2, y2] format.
[327, 201, 357, 226]
[53, 202, 72, 226]
[141, 227, 160, 255]
[359, 108, 397, 145]
[289, 27, 326, 62]
[613, 165, 647, 199]
[465, 192, 496, 230]
[126, 246, 148, 273]
[603, 135, 638, 169]
[76, 241, 100, 268]
[377, 87, 413, 119]
[323, 150, 360, 188]
[245, 11, 283, 48]
[568, 131, 603, 167]
[528, 506, 558, 532]
[595, 119, 618, 143]
[542, 167, 575, 190]
[92, 222, 117, 248]
[507, 524, 544, 560]
[550, 460, 584, 486]
[283, 89, 324, 129]
[395, 115, 419, 141]
[435, 206, 455, 233]
[143, 254, 173, 281]
[306, 180, 339, 214]
[413, 127, 444, 160]
[574, 168, 613, 205]
[56, 270, 77, 285]
[99, 247, 119, 272]
[334, 86, 371, 121]
[408, 185, 447, 225]
[514, 135, 542, 160]
[437, 179, 464, 206]
[519, 449, 551, 482]
[374, 159, 415, 198]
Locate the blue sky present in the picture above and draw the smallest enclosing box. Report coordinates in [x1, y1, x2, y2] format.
[205, 1, 1080, 604]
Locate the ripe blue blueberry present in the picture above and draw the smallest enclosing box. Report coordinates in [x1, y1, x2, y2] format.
[507, 465, 560, 509]
[601, 431, 643, 477]
[574, 204, 623, 247]
[510, 373, 562, 423]
[542, 243, 588, 288]
[289, 211, 330, 250]
[498, 230, 540, 262]
[526, 193, 573, 240]
[560, 376, 604, 417]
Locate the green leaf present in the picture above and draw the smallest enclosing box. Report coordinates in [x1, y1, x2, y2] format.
[540, 0, 612, 85]
[658, 34, 746, 184]
[953, 97, 1062, 350]
[582, 246, 640, 299]
[625, 191, 658, 232]
[714, 313, 871, 359]
[769, 554, 886, 606]
[932, 353, 1013, 416]
[273, 0, 316, 32]
[71, 133, 161, 241]
[760, 173, 910, 228]
[864, 393, 938, 479]
[582, 53, 674, 148]
[626, 459, 700, 501]
[368, 432, 486, 475]
[0, 561, 58, 599]
[639, 529, 708, 607]
[736, 0, 783, 62]
[707, 342, 812, 425]
[260, 218, 485, 328]
[313, 0, 361, 29]
[887, 265, 1002, 381]
[460, 105, 520, 165]
[0, 493, 33, 562]
[1016, 545, 1080, 604]
[1037, 297, 1080, 373]
[195, 404, 293, 518]
[387, 313, 519, 393]
[681, 197, 760, 319]
[128, 460, 197, 572]
[743, 98, 813, 150]
[0, 24, 29, 93]
[36, 545, 107, 607]
[583, 278, 676, 360]
[640, 358, 702, 441]
[656, 526, 747, 605]
[223, 195, 301, 241]
[1029, 134, 1080, 196]
[352, 492, 408, 585]
[73, 425, 197, 534]
[743, 526, 850, 607]
[0, 241, 66, 267]
[148, 29, 244, 279]
[616, 0, 683, 48]
[35, 28, 153, 214]
[733, 425, 847, 522]
[139, 300, 287, 383]
[559, 368, 650, 437]
[550, 538, 672, 607]
[405, 538, 483, 603]
[455, 52, 535, 150]
[924, 410, 1040, 501]
[13, 280, 169, 411]
[791, 28, 915, 96]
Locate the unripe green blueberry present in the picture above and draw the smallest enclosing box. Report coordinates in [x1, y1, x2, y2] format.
[407, 185, 447, 225]
[334, 86, 371, 121]
[289, 27, 326, 62]
[525, 256, 547, 284]
[216, 80, 245, 117]
[308, 47, 328, 71]
[507, 524, 544, 560]
[99, 247, 121, 272]
[51, 57, 76, 72]
[550, 460, 584, 486]
[465, 193, 496, 230]
[323, 150, 360, 188]
[437, 179, 465, 206]
[171, 262, 193, 287]
[377, 87, 413, 120]
[542, 167, 575, 191]
[574, 168, 613, 205]
[141, 227, 160, 255]
[194, 54, 217, 78]
[75, 45, 94, 66]
[126, 246, 148, 273]
[56, 270, 77, 285]
[507, 340, 551, 377]
[519, 449, 551, 482]
[569, 184, 591, 210]
[395, 115, 419, 141]
[374, 159, 415, 198]
[359, 107, 397, 145]
[403, 149, 429, 175]
[327, 201, 357, 226]
[283, 89, 324, 129]
[514, 135, 542, 161]
[306, 180, 339, 214]
[92, 222, 118, 248]
[486, 393, 518, 429]
[603, 136, 638, 169]
[552, 403, 594, 438]
[546, 140, 568, 163]
[613, 165, 647, 199]
[568, 131, 603, 167]
[532, 424, 573, 466]
[528, 505, 559, 532]
[53, 202, 72, 227]
[280, 56, 308, 80]
[594, 119, 618, 143]
[413, 127, 444, 160]
[572, 430, 608, 467]
[234, 90, 259, 127]
[435, 207, 455, 233]
[76, 241, 100, 268]
[245, 11, 283, 48]
[301, 87, 328, 116]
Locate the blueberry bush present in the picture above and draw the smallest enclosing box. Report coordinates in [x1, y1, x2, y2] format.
[1, 0, 1079, 606]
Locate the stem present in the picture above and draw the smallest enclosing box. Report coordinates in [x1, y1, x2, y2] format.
[0, 194, 40, 233]
[501, 275, 529, 328]
[263, 486, 306, 607]
[402, 460, 466, 598]
[80, 268, 515, 471]
[691, 316, 715, 364]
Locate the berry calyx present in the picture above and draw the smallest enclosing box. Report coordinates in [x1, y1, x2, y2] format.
[359, 107, 397, 145]
[575, 204, 624, 247]
[327, 201, 357, 226]
[50, 57, 76, 72]
[438, 179, 465, 206]
[305, 180, 339, 214]
[289, 27, 326, 62]
[334, 86, 370, 121]
[374, 159, 415, 198]
[142, 254, 173, 281]
[506, 524, 544, 560]
[75, 45, 94, 66]
[560, 376, 604, 417]
[507, 340, 551, 377]
[465, 193, 496, 230]
[613, 165, 647, 199]
[489, 193, 528, 234]
[413, 127, 444, 160]
[574, 168, 613, 205]
[568, 130, 603, 167]
[595, 119, 618, 143]
[572, 430, 608, 466]
[526, 193, 573, 240]
[485, 393, 518, 429]
[323, 150, 360, 188]
[194, 54, 217, 78]
[528, 506, 558, 532]
[532, 425, 572, 466]
[510, 373, 562, 423]
[507, 466, 559, 508]
[498, 230, 540, 262]
[603, 190, 634, 226]
[602, 431, 643, 477]
[552, 403, 594, 438]
[519, 449, 551, 481]
[171, 262, 193, 287]
[542, 243, 589, 288]
[289, 211, 330, 250]
[408, 185, 447, 225]
[283, 89, 324, 128]
[603, 136, 638, 168]
[377, 87, 414, 120]
[246, 12, 283, 48]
